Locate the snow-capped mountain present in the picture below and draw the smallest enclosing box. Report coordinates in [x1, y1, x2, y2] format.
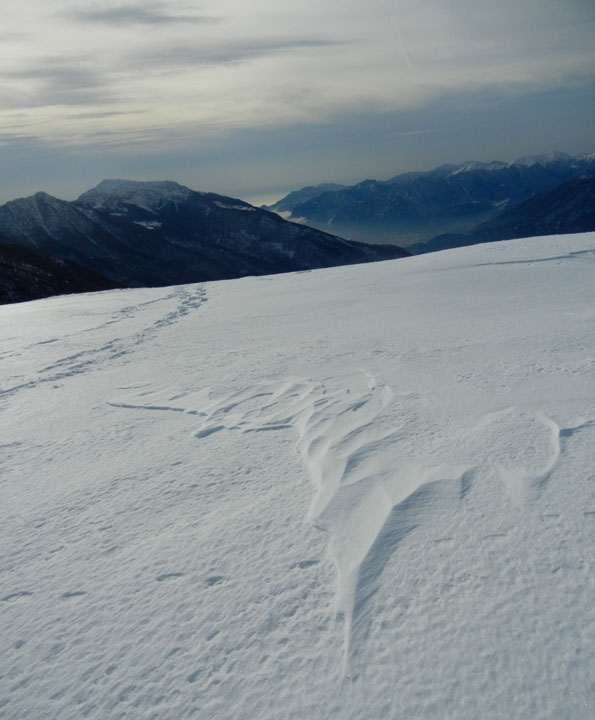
[77, 179, 195, 214]
[0, 181, 407, 304]
[274, 152, 595, 245]
[2, 232, 594, 719]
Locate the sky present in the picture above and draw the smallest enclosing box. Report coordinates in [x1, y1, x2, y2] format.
[1, 0, 594, 205]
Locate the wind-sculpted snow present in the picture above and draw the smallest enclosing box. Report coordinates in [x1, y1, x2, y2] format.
[2, 233, 595, 719]
[107, 370, 585, 681]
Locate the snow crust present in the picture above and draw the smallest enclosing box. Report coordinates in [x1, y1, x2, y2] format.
[1, 234, 595, 719]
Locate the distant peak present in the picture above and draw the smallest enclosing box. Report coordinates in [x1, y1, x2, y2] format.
[77, 179, 194, 213]
[512, 150, 573, 168]
[4, 191, 64, 208]
[90, 179, 191, 193]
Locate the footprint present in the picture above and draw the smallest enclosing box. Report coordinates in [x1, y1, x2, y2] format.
[156, 573, 184, 582]
[187, 670, 201, 683]
[206, 628, 220, 642]
[205, 575, 224, 587]
[2, 591, 33, 602]
[294, 560, 319, 569]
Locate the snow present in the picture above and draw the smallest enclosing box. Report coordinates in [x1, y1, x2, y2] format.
[1, 233, 595, 719]
[213, 201, 256, 212]
[447, 151, 593, 175]
[77, 180, 194, 214]
[512, 151, 573, 168]
[448, 160, 508, 175]
[133, 220, 162, 230]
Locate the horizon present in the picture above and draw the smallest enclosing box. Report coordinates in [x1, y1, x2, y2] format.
[1, 1, 594, 206]
[0, 146, 593, 209]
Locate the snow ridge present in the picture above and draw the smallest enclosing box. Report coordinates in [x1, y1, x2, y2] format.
[108, 369, 575, 679]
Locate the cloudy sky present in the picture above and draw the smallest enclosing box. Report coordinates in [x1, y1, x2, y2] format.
[1, 0, 594, 204]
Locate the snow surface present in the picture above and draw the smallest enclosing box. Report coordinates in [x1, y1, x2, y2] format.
[1, 234, 595, 719]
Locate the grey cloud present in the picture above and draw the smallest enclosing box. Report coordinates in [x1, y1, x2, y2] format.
[0, 32, 30, 41]
[6, 63, 101, 87]
[0, 133, 41, 146]
[68, 2, 219, 26]
[2, 62, 113, 108]
[67, 110, 147, 120]
[134, 37, 348, 69]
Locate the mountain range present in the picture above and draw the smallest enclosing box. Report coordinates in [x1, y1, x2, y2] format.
[267, 151, 595, 247]
[3, 152, 594, 306]
[0, 180, 407, 305]
[410, 176, 595, 254]
[266, 183, 346, 215]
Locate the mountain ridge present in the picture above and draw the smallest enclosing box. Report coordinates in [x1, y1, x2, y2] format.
[271, 151, 595, 245]
[412, 176, 595, 254]
[0, 180, 407, 304]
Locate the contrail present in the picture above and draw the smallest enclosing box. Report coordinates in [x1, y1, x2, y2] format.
[379, 0, 416, 69]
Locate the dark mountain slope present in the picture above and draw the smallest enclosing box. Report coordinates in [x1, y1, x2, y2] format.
[264, 183, 346, 214]
[0, 180, 407, 303]
[411, 176, 595, 254]
[475, 176, 595, 241]
[0, 239, 118, 305]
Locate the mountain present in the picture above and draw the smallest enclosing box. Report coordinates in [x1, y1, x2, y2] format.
[413, 176, 595, 254]
[275, 152, 595, 245]
[476, 175, 595, 241]
[0, 240, 119, 305]
[0, 180, 407, 303]
[263, 183, 346, 214]
[2, 232, 594, 718]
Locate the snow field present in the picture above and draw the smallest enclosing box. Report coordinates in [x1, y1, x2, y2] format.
[1, 233, 595, 718]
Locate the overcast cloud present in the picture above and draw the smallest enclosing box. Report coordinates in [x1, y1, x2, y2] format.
[68, 2, 219, 26]
[0, 0, 593, 202]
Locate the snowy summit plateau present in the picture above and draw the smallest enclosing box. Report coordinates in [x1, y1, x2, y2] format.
[1, 232, 595, 718]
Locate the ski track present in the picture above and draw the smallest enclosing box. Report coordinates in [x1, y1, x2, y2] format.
[0, 286, 206, 404]
[473, 247, 595, 269]
[109, 373, 584, 676]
